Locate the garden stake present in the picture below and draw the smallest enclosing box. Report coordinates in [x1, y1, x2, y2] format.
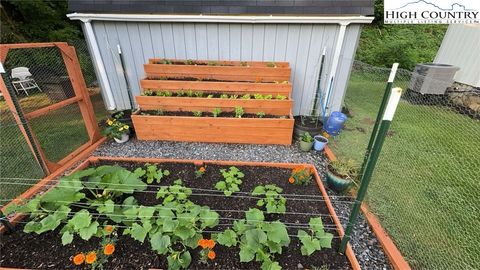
[117, 44, 136, 109]
[0, 210, 15, 233]
[322, 76, 334, 124]
[311, 47, 327, 117]
[358, 63, 399, 180]
[339, 87, 402, 253]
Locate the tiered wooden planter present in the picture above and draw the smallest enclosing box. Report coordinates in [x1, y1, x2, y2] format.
[132, 59, 295, 145]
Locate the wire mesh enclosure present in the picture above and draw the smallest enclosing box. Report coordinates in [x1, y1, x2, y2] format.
[331, 61, 480, 269]
[0, 42, 103, 205]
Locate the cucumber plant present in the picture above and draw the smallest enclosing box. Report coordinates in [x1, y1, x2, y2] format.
[156, 179, 192, 204]
[214, 166, 244, 196]
[251, 184, 286, 214]
[135, 163, 170, 184]
[216, 208, 290, 270]
[297, 217, 333, 256]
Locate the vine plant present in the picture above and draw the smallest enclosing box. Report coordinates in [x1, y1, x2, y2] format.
[214, 166, 244, 196]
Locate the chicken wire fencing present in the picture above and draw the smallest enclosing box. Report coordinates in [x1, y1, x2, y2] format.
[330, 61, 480, 269]
[0, 41, 106, 204]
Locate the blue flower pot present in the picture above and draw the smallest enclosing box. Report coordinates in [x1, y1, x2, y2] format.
[313, 135, 328, 151]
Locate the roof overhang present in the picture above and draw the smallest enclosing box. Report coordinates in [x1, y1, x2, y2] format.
[67, 13, 374, 25]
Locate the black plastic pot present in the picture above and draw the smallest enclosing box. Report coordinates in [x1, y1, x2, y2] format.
[293, 115, 323, 140]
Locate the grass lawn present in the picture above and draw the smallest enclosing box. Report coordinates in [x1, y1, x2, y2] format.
[0, 90, 108, 202]
[330, 73, 480, 269]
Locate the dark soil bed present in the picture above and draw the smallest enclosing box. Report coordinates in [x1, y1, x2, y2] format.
[0, 161, 352, 270]
[141, 110, 287, 119]
[294, 115, 323, 129]
[142, 93, 289, 100]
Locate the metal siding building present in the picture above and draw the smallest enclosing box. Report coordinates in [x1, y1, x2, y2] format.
[68, 0, 374, 114]
[435, 24, 480, 88]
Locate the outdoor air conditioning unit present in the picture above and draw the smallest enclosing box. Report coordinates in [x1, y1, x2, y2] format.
[409, 63, 459, 95]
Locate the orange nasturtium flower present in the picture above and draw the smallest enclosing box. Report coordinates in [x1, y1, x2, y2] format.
[288, 177, 295, 184]
[104, 243, 115, 255]
[85, 251, 97, 264]
[199, 167, 206, 173]
[105, 225, 114, 234]
[205, 239, 215, 249]
[198, 238, 208, 248]
[207, 250, 216, 260]
[73, 253, 85, 265]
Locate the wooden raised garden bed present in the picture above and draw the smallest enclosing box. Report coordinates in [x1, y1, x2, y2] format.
[1, 156, 360, 270]
[145, 59, 291, 83]
[134, 58, 295, 145]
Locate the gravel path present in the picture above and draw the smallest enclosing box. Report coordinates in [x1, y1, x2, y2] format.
[93, 139, 392, 270]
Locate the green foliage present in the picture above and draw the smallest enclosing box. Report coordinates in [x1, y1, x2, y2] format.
[252, 185, 286, 214]
[254, 94, 264, 100]
[184, 59, 195, 65]
[102, 112, 130, 140]
[240, 61, 248, 67]
[212, 108, 222, 117]
[297, 217, 333, 256]
[156, 179, 192, 204]
[329, 159, 359, 179]
[241, 94, 251, 100]
[220, 94, 229, 99]
[256, 111, 266, 118]
[143, 90, 154, 96]
[275, 95, 287, 100]
[235, 106, 245, 118]
[194, 91, 204, 98]
[164, 91, 173, 97]
[263, 95, 273, 100]
[176, 90, 185, 97]
[206, 94, 214, 98]
[160, 59, 173, 65]
[266, 62, 277, 68]
[230, 94, 239, 99]
[301, 132, 314, 143]
[215, 166, 244, 196]
[216, 209, 290, 270]
[192, 111, 203, 117]
[152, 109, 164, 116]
[135, 163, 170, 184]
[207, 61, 218, 66]
[186, 90, 194, 97]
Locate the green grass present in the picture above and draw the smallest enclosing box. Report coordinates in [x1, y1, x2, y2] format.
[330, 74, 480, 269]
[0, 91, 108, 202]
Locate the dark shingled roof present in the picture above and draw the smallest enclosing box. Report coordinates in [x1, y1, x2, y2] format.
[68, 0, 374, 16]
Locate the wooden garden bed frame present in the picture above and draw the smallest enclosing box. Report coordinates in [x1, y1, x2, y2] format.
[0, 156, 361, 270]
[144, 58, 291, 82]
[131, 111, 294, 145]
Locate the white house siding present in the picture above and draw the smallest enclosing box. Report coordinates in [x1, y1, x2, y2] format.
[91, 21, 362, 114]
[435, 24, 480, 88]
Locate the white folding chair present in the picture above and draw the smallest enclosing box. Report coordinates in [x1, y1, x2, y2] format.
[11, 67, 42, 96]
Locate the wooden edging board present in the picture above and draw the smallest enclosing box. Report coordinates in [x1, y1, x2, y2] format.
[144, 63, 291, 82]
[135, 96, 293, 115]
[0, 156, 361, 270]
[131, 112, 294, 145]
[140, 79, 292, 96]
[323, 146, 411, 270]
[148, 58, 290, 68]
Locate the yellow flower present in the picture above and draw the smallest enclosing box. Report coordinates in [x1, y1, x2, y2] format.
[123, 125, 129, 129]
[107, 120, 113, 126]
[119, 127, 124, 131]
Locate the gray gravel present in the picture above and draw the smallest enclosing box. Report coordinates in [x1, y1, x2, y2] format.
[93, 139, 392, 270]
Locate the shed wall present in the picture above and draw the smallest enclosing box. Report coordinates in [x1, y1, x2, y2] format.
[91, 21, 362, 114]
[434, 24, 480, 87]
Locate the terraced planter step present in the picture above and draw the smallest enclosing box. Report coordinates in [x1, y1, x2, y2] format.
[135, 96, 293, 115]
[144, 59, 291, 82]
[140, 79, 292, 96]
[0, 156, 360, 270]
[131, 111, 294, 145]
[148, 58, 290, 68]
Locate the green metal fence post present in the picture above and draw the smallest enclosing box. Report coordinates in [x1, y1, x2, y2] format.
[358, 63, 399, 179]
[339, 87, 403, 253]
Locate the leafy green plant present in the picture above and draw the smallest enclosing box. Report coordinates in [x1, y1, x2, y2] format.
[156, 179, 192, 204]
[186, 90, 194, 97]
[275, 95, 287, 100]
[184, 59, 195, 65]
[241, 94, 251, 100]
[251, 185, 286, 214]
[194, 91, 204, 98]
[207, 61, 218, 66]
[254, 94, 264, 100]
[164, 91, 173, 97]
[212, 108, 222, 117]
[161, 59, 173, 65]
[135, 163, 170, 184]
[235, 106, 244, 118]
[256, 111, 265, 118]
[266, 62, 277, 68]
[206, 94, 214, 98]
[329, 159, 359, 180]
[103, 113, 130, 140]
[192, 111, 203, 117]
[297, 217, 333, 256]
[216, 209, 290, 270]
[240, 61, 248, 67]
[143, 89, 154, 96]
[289, 166, 314, 186]
[220, 94, 229, 99]
[176, 90, 185, 97]
[156, 91, 165, 97]
[230, 94, 239, 99]
[301, 132, 314, 143]
[263, 94, 273, 100]
[214, 166, 244, 196]
[195, 166, 206, 178]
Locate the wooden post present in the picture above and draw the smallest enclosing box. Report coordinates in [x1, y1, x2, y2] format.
[56, 43, 101, 143]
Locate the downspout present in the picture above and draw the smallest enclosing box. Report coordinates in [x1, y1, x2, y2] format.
[323, 22, 349, 115]
[81, 19, 116, 110]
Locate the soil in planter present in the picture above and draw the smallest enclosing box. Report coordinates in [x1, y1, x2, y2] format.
[147, 76, 289, 84]
[294, 115, 323, 129]
[153, 60, 235, 66]
[0, 161, 351, 270]
[141, 110, 289, 119]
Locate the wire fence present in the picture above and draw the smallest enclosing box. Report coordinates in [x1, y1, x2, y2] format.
[331, 61, 480, 269]
[0, 40, 107, 203]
